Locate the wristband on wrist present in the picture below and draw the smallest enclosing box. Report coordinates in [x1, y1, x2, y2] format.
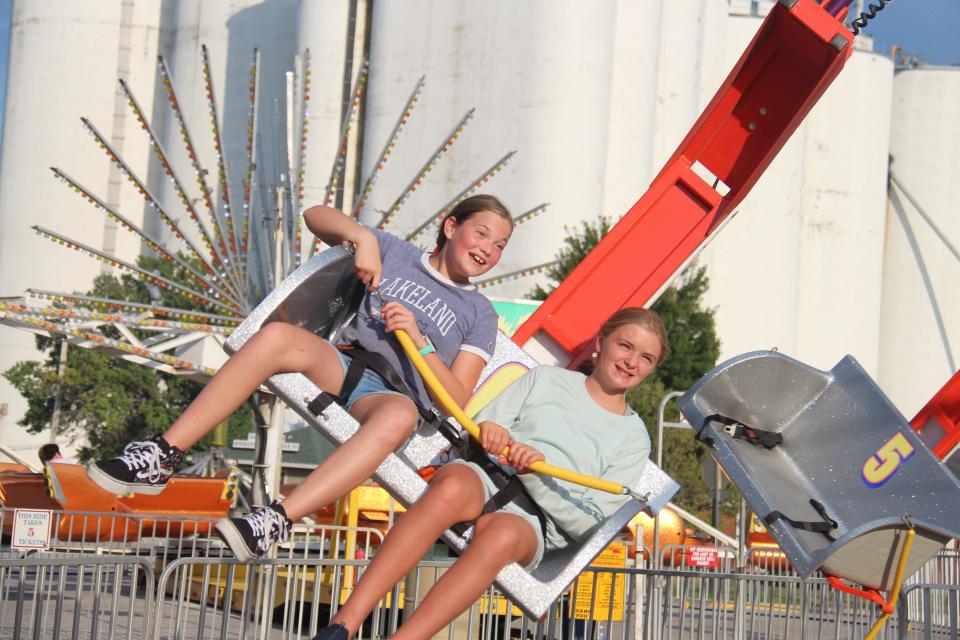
[418, 335, 435, 356]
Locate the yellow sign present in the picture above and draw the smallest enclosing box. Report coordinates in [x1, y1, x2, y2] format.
[571, 542, 628, 621]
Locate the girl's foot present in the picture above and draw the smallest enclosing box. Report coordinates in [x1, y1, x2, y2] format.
[87, 436, 183, 495]
[311, 623, 349, 640]
[215, 501, 293, 561]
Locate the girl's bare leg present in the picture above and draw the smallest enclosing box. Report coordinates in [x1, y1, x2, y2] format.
[391, 513, 539, 640]
[162, 322, 346, 450]
[280, 393, 419, 520]
[330, 465, 487, 635]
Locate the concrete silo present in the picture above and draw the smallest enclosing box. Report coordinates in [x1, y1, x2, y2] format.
[0, 1, 168, 455]
[152, 1, 298, 265]
[878, 67, 960, 417]
[362, 0, 629, 297]
[295, 0, 362, 215]
[698, 10, 893, 376]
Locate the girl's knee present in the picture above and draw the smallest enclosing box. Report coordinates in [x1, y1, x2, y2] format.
[249, 322, 296, 352]
[426, 467, 481, 509]
[472, 516, 536, 562]
[365, 399, 418, 443]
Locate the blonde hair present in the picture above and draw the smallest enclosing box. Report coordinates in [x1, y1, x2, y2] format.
[435, 194, 513, 252]
[598, 307, 670, 365]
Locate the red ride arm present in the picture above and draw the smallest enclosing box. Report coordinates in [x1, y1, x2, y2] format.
[512, 0, 854, 368]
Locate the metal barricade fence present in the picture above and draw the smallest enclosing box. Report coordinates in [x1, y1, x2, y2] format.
[2, 507, 956, 640]
[148, 557, 913, 640]
[0, 554, 154, 640]
[898, 584, 960, 639]
[1, 508, 383, 640]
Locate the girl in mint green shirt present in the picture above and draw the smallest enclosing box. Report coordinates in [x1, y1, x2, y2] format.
[313, 308, 670, 640]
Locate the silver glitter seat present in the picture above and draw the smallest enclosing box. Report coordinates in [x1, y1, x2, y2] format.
[678, 351, 960, 591]
[225, 247, 679, 618]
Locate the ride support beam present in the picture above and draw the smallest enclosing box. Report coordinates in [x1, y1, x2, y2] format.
[513, 0, 854, 366]
[912, 370, 960, 462]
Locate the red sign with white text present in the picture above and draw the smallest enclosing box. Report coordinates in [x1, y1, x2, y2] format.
[686, 546, 719, 569]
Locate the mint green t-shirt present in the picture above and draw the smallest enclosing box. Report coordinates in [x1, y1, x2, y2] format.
[474, 366, 651, 551]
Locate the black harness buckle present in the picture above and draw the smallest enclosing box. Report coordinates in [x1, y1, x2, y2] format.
[449, 438, 548, 538]
[705, 414, 783, 450]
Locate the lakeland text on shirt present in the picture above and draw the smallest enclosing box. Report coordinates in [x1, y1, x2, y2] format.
[336, 227, 498, 409]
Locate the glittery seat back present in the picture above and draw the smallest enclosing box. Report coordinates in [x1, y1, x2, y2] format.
[226, 247, 679, 617]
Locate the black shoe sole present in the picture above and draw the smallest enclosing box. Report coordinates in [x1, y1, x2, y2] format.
[86, 464, 167, 496]
[214, 518, 259, 562]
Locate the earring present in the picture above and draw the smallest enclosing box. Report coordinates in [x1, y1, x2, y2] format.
[591, 351, 598, 358]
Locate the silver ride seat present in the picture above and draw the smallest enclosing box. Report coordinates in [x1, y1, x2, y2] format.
[678, 350, 960, 591]
[225, 247, 679, 618]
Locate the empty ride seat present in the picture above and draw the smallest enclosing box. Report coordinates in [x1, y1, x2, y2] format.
[678, 350, 960, 591]
[225, 247, 679, 617]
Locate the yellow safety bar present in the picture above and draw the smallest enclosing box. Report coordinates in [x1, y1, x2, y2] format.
[863, 526, 916, 640]
[393, 329, 637, 498]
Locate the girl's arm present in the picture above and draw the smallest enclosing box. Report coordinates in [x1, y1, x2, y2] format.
[303, 205, 382, 289]
[538, 439, 651, 542]
[381, 302, 484, 406]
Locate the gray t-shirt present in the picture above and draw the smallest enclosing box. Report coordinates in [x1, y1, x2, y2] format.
[337, 227, 498, 408]
[474, 366, 651, 551]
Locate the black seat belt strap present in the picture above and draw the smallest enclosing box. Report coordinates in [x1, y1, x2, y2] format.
[449, 439, 548, 537]
[705, 414, 783, 449]
[307, 344, 444, 430]
[764, 498, 838, 541]
[307, 350, 368, 416]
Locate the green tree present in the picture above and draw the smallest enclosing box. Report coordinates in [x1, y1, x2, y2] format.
[529, 217, 735, 518]
[530, 218, 612, 301]
[3, 254, 251, 463]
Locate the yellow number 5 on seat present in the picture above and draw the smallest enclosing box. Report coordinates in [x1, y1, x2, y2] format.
[861, 433, 916, 488]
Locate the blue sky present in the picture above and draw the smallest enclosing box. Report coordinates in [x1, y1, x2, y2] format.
[0, 0, 957, 150]
[861, 0, 960, 64]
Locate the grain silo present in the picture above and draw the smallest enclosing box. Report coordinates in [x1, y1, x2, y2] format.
[878, 67, 960, 417]
[0, 1, 168, 455]
[696, 8, 893, 378]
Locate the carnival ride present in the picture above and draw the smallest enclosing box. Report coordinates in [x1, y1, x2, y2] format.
[0, 41, 549, 512]
[508, 0, 960, 632]
[1, 0, 957, 632]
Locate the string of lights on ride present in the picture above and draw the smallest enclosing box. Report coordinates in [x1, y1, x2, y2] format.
[0, 303, 233, 335]
[405, 150, 516, 242]
[239, 48, 261, 264]
[156, 58, 246, 296]
[27, 290, 241, 325]
[0, 305, 215, 375]
[119, 77, 247, 298]
[373, 108, 476, 230]
[50, 168, 246, 312]
[352, 76, 426, 227]
[291, 49, 312, 265]
[76, 117, 227, 290]
[200, 45, 242, 275]
[32, 226, 240, 316]
[323, 59, 370, 210]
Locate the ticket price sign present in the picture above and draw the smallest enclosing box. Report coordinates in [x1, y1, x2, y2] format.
[572, 542, 628, 621]
[12, 509, 52, 550]
[685, 546, 719, 569]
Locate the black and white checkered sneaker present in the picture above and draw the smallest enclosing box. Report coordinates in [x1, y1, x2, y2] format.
[87, 435, 183, 495]
[215, 501, 293, 562]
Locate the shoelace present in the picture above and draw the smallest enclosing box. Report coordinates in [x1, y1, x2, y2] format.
[118, 441, 165, 482]
[246, 507, 290, 552]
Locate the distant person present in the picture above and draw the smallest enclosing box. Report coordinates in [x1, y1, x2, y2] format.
[38, 443, 74, 465]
